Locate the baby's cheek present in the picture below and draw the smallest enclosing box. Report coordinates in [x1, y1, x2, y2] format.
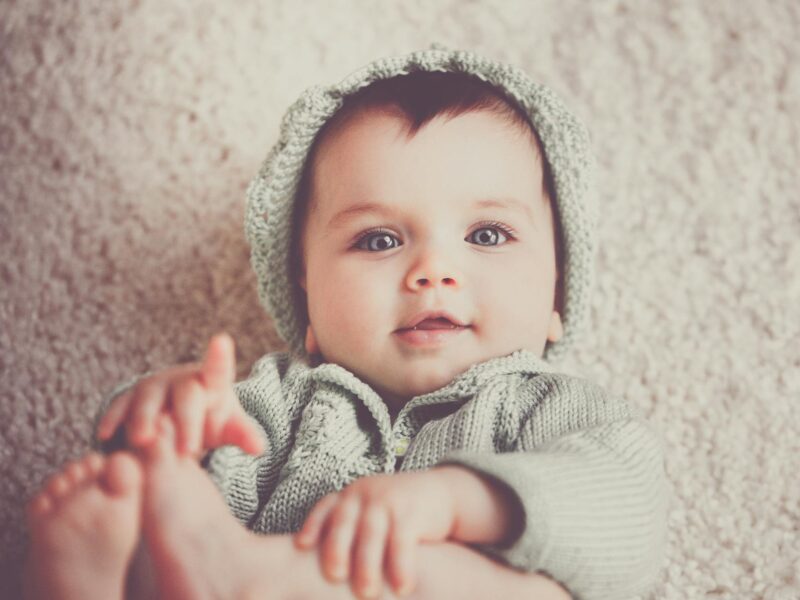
[313, 281, 376, 354]
[332, 290, 369, 333]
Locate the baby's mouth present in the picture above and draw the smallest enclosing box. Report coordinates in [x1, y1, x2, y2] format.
[394, 318, 471, 347]
[394, 316, 472, 350]
[405, 317, 465, 331]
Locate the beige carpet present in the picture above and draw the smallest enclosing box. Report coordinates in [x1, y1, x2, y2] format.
[1, 1, 798, 598]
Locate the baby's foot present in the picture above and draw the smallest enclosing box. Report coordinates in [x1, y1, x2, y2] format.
[23, 451, 143, 600]
[140, 415, 276, 600]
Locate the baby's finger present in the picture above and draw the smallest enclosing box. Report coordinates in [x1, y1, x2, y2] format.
[321, 496, 362, 583]
[96, 391, 134, 440]
[170, 377, 207, 455]
[352, 505, 390, 600]
[202, 389, 239, 445]
[203, 404, 227, 448]
[126, 379, 170, 446]
[386, 526, 417, 597]
[295, 492, 340, 549]
[215, 409, 267, 455]
[200, 332, 236, 391]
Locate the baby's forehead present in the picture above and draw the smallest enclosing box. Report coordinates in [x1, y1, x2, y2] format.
[304, 106, 550, 218]
[313, 107, 544, 179]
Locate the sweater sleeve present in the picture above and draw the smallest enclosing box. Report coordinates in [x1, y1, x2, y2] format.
[436, 375, 669, 600]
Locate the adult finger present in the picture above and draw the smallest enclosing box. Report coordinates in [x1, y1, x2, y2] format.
[170, 376, 207, 455]
[200, 332, 236, 391]
[352, 504, 390, 600]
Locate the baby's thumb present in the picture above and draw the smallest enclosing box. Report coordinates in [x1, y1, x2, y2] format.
[218, 412, 266, 456]
[201, 332, 236, 389]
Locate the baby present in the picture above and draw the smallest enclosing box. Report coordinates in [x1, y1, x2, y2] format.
[23, 45, 668, 600]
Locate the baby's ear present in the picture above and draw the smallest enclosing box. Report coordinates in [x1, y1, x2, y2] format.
[305, 324, 320, 355]
[546, 310, 564, 343]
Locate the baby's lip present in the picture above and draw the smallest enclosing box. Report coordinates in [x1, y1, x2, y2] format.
[397, 310, 469, 330]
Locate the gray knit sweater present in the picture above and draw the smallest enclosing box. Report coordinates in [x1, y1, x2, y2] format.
[96, 349, 667, 600]
[197, 350, 668, 600]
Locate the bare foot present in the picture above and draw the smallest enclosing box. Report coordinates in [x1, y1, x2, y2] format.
[140, 414, 398, 599]
[23, 451, 143, 600]
[140, 415, 288, 600]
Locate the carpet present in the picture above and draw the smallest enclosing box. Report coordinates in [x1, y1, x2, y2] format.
[1, 1, 798, 598]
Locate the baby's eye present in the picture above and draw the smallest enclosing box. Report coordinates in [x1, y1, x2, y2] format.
[353, 222, 516, 251]
[467, 223, 514, 246]
[354, 229, 402, 252]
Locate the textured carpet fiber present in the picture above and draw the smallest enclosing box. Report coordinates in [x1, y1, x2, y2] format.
[1, 1, 798, 598]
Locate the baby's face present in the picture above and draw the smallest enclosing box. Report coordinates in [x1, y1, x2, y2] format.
[299, 108, 562, 413]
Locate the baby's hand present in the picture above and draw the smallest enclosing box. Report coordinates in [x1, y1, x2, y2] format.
[293, 470, 457, 599]
[95, 332, 265, 457]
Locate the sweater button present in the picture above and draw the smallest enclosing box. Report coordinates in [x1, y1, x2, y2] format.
[394, 437, 409, 457]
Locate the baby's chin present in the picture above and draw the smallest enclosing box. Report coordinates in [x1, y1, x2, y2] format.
[318, 343, 533, 406]
[381, 343, 545, 399]
[371, 360, 475, 404]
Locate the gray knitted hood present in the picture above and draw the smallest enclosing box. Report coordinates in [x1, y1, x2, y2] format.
[244, 43, 597, 363]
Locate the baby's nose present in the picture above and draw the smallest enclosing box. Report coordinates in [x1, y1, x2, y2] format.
[413, 275, 458, 288]
[405, 253, 462, 290]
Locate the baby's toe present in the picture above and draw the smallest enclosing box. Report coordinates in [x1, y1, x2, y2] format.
[64, 458, 91, 487]
[26, 492, 54, 520]
[45, 473, 71, 501]
[30, 453, 110, 523]
[102, 452, 143, 497]
[83, 452, 105, 476]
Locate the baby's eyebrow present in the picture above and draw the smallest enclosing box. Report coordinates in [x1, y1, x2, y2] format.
[473, 197, 535, 224]
[327, 197, 535, 230]
[327, 202, 399, 230]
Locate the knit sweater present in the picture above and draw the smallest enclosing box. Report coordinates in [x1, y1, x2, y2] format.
[96, 349, 668, 600]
